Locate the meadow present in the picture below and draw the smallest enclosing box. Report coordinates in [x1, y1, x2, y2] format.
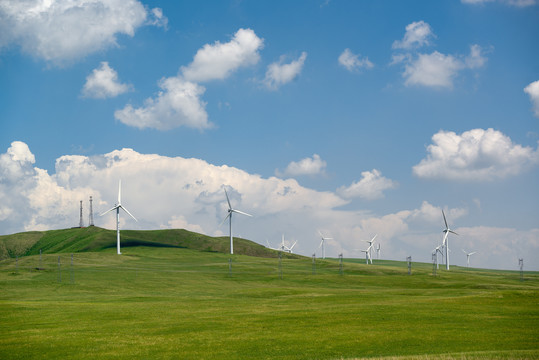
[0, 227, 537, 359]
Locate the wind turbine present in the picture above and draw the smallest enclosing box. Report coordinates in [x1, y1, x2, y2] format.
[221, 188, 252, 255]
[365, 234, 377, 262]
[318, 231, 332, 259]
[433, 244, 443, 269]
[100, 180, 137, 255]
[375, 243, 381, 259]
[360, 249, 370, 264]
[462, 249, 476, 267]
[442, 210, 458, 270]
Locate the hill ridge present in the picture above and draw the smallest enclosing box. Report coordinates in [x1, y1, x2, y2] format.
[0, 227, 298, 259]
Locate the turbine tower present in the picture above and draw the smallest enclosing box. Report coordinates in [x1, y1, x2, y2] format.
[100, 180, 137, 255]
[79, 200, 84, 228]
[442, 210, 458, 270]
[318, 231, 332, 259]
[376, 243, 381, 259]
[221, 188, 252, 255]
[462, 249, 476, 267]
[89, 196, 94, 227]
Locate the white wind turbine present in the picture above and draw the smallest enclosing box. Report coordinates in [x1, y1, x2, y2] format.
[462, 249, 476, 268]
[365, 234, 377, 262]
[318, 231, 332, 259]
[100, 180, 137, 255]
[221, 188, 252, 255]
[433, 244, 443, 269]
[442, 210, 458, 270]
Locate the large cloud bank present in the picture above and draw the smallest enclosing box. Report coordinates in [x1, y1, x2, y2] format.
[0, 0, 165, 65]
[1, 141, 537, 270]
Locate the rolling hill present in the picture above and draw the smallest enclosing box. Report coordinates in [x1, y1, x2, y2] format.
[0, 226, 300, 259]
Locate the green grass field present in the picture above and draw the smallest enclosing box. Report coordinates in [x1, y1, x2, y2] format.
[0, 228, 537, 359]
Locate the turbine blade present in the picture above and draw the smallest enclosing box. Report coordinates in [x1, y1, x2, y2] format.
[231, 209, 252, 217]
[372, 234, 378, 242]
[100, 205, 118, 216]
[449, 230, 459, 235]
[462, 249, 467, 254]
[120, 205, 137, 222]
[219, 212, 231, 227]
[442, 210, 448, 229]
[118, 179, 122, 204]
[318, 239, 324, 248]
[224, 188, 232, 210]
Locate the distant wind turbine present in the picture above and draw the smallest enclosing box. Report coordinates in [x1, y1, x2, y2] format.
[376, 242, 381, 259]
[221, 187, 252, 255]
[365, 234, 377, 262]
[100, 180, 137, 255]
[462, 249, 476, 268]
[318, 231, 332, 259]
[442, 210, 458, 270]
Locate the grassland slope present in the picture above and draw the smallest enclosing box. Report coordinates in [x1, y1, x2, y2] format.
[0, 227, 298, 259]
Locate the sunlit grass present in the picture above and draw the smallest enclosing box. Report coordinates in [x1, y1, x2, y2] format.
[0, 242, 537, 359]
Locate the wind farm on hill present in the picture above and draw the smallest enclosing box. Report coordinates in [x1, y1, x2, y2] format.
[1, 220, 538, 359]
[0, 181, 536, 360]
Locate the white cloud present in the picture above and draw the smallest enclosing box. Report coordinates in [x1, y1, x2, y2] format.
[276, 154, 326, 177]
[524, 80, 539, 118]
[392, 21, 435, 50]
[1, 142, 537, 270]
[337, 169, 397, 200]
[263, 52, 307, 90]
[413, 128, 539, 181]
[114, 76, 211, 131]
[402, 45, 487, 89]
[181, 28, 264, 82]
[0, 0, 162, 65]
[338, 48, 374, 72]
[403, 51, 462, 88]
[81, 62, 132, 99]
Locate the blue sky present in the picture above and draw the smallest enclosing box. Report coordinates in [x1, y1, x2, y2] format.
[1, 0, 538, 270]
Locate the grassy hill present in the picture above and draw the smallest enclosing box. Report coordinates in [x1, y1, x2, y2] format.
[0, 226, 299, 259]
[0, 229, 537, 359]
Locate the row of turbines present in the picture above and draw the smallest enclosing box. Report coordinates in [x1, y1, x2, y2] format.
[100, 180, 474, 269]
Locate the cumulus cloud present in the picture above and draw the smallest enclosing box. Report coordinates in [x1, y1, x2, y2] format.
[81, 62, 132, 99]
[392, 21, 488, 89]
[114, 76, 210, 131]
[402, 45, 487, 89]
[263, 52, 307, 90]
[338, 48, 374, 72]
[524, 80, 539, 118]
[1, 142, 537, 270]
[181, 28, 264, 82]
[276, 154, 326, 177]
[392, 21, 435, 50]
[337, 169, 397, 200]
[0, 0, 164, 65]
[413, 128, 539, 181]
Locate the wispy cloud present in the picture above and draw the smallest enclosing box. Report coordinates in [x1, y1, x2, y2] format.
[392, 21, 435, 50]
[263, 52, 307, 90]
[338, 48, 374, 72]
